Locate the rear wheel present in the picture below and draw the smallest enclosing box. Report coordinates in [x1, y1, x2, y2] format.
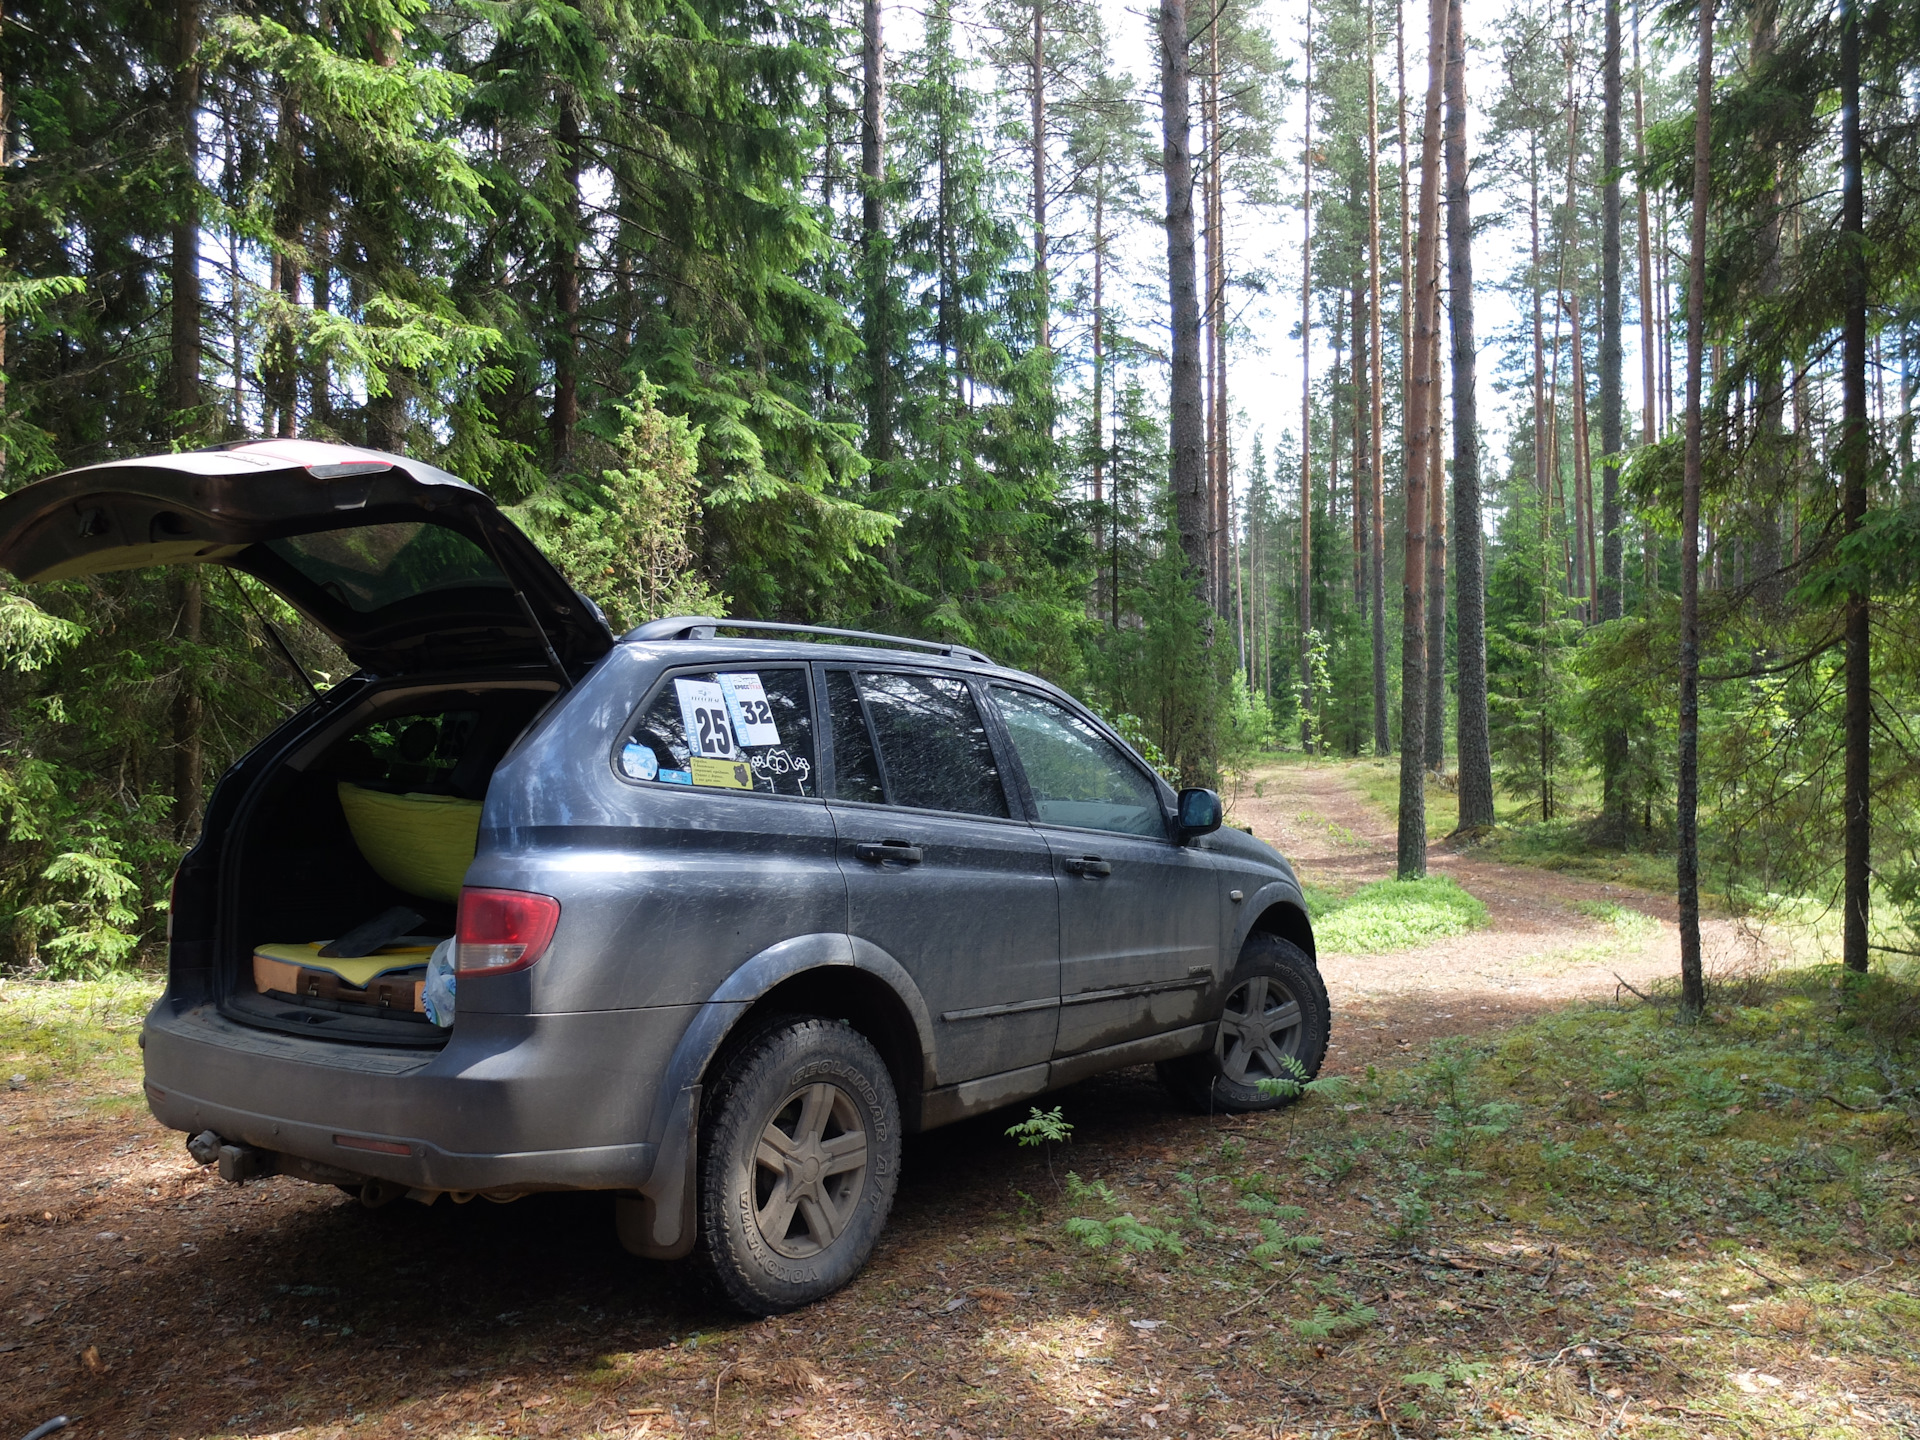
[1158, 935, 1330, 1113]
[697, 1017, 900, 1315]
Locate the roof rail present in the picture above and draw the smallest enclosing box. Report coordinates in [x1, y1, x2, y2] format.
[623, 616, 994, 666]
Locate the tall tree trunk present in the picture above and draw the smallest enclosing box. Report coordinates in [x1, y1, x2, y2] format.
[1368, 0, 1390, 757]
[1299, 0, 1315, 747]
[1570, 292, 1591, 615]
[1598, 0, 1630, 836]
[170, 0, 206, 841]
[1351, 271, 1366, 612]
[1840, 0, 1869, 974]
[1446, 0, 1493, 828]
[1093, 181, 1107, 622]
[1398, 0, 1444, 879]
[172, 576, 204, 842]
[1396, 0, 1413, 525]
[1031, 0, 1048, 353]
[1531, 136, 1546, 505]
[863, 0, 892, 464]
[171, 0, 203, 437]
[1207, 2, 1230, 613]
[1750, 0, 1786, 613]
[1634, 1, 1658, 609]
[1678, 0, 1713, 1015]
[551, 90, 582, 462]
[1162, 0, 1209, 600]
[1425, 311, 1446, 772]
[1599, 0, 1624, 621]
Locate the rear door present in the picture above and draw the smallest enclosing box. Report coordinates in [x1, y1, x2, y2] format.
[821, 666, 1059, 1084]
[0, 439, 611, 675]
[983, 684, 1222, 1056]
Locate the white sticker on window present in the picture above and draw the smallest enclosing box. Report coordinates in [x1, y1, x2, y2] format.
[718, 672, 782, 748]
[674, 678, 736, 758]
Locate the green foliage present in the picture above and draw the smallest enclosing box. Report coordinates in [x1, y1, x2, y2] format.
[1288, 1299, 1377, 1340]
[1061, 1172, 1184, 1255]
[511, 381, 727, 632]
[1309, 875, 1490, 954]
[1005, 1105, 1073, 1148]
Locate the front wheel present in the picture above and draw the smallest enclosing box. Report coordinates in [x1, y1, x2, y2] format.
[697, 1017, 900, 1315]
[1157, 935, 1330, 1113]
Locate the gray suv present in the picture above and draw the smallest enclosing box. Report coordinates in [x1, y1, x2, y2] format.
[0, 440, 1329, 1313]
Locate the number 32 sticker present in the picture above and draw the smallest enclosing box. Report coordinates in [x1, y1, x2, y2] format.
[718, 673, 782, 747]
[674, 678, 736, 758]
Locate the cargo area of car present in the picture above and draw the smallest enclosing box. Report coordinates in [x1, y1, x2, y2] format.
[216, 679, 557, 1046]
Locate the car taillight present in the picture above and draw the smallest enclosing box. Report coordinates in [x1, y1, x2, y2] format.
[455, 887, 561, 976]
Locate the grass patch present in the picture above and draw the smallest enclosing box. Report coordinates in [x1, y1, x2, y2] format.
[1308, 874, 1490, 953]
[1014, 965, 1920, 1438]
[0, 973, 160, 1096]
[1479, 816, 1680, 893]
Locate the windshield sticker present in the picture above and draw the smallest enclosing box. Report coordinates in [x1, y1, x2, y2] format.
[657, 768, 693, 785]
[750, 748, 812, 786]
[690, 757, 754, 790]
[717, 672, 782, 747]
[674, 678, 737, 758]
[621, 741, 660, 781]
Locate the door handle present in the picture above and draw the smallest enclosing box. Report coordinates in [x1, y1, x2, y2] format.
[1062, 856, 1112, 878]
[854, 839, 924, 865]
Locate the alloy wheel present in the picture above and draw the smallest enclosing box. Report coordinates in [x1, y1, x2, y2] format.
[1215, 973, 1304, 1084]
[751, 1081, 871, 1259]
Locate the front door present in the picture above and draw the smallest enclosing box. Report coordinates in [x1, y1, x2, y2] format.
[822, 667, 1059, 1084]
[983, 684, 1222, 1057]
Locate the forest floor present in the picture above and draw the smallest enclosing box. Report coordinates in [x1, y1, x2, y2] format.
[2, 758, 1916, 1440]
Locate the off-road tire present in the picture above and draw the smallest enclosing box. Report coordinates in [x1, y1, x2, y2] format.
[697, 1017, 900, 1315]
[1157, 935, 1331, 1113]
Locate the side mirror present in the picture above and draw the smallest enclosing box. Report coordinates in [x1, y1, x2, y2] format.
[1175, 787, 1223, 841]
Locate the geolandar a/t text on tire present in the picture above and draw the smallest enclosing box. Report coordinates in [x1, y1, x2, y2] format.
[0, 439, 1328, 1313]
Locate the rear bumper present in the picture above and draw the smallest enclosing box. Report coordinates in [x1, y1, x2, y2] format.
[142, 998, 696, 1193]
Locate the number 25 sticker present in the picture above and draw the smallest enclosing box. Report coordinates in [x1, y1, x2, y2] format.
[674, 678, 735, 758]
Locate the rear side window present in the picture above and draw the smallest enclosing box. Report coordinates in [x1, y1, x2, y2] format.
[834, 670, 1008, 818]
[621, 668, 816, 797]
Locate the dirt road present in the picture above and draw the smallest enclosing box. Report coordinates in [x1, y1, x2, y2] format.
[0, 760, 1762, 1439]
[1232, 760, 1785, 1074]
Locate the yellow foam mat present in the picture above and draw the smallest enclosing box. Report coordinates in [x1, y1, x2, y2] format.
[253, 941, 433, 989]
[336, 782, 482, 904]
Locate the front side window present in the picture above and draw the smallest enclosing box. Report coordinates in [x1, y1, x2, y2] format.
[831, 670, 1008, 818]
[621, 668, 816, 797]
[989, 686, 1165, 837]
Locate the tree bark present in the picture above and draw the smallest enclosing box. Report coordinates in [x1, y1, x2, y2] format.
[171, 0, 203, 436]
[1840, 0, 1869, 974]
[1398, 0, 1444, 879]
[1162, 0, 1210, 599]
[172, 576, 204, 843]
[1599, 0, 1624, 621]
[1446, 0, 1493, 828]
[1633, 1, 1658, 608]
[1207, 2, 1230, 613]
[551, 90, 582, 462]
[1598, 0, 1630, 836]
[863, 0, 892, 464]
[1031, 0, 1048, 353]
[1426, 311, 1446, 773]
[1353, 272, 1367, 615]
[1368, 0, 1390, 757]
[1299, 0, 1315, 747]
[1678, 0, 1713, 1015]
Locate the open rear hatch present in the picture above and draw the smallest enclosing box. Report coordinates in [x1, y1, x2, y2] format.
[0, 439, 613, 676]
[0, 442, 609, 1044]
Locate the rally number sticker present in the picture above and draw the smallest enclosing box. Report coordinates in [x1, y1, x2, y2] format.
[718, 673, 782, 748]
[674, 678, 736, 758]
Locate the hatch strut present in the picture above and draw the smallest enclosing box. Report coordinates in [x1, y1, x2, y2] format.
[222, 570, 322, 704]
[479, 526, 573, 691]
